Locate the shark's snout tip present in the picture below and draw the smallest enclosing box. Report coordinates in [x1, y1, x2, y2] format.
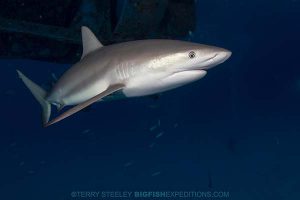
[226, 50, 232, 59]
[218, 49, 232, 61]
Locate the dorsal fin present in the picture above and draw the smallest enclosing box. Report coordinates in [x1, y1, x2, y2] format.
[81, 26, 103, 59]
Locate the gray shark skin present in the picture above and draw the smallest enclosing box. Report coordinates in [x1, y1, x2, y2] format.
[17, 26, 231, 127]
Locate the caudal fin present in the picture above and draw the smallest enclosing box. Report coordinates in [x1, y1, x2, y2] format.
[17, 70, 51, 126]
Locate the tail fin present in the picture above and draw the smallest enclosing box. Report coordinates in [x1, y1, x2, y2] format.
[16, 70, 51, 126]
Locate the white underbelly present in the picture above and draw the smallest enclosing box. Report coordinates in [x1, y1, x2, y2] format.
[63, 80, 109, 105]
[122, 70, 207, 97]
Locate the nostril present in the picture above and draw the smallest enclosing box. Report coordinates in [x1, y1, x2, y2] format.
[212, 54, 218, 59]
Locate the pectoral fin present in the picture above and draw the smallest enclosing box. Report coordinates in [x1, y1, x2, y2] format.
[44, 84, 125, 127]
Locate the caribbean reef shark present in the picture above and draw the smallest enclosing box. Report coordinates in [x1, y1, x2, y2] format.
[17, 26, 231, 127]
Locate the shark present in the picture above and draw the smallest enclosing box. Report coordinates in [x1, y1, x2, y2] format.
[17, 26, 231, 127]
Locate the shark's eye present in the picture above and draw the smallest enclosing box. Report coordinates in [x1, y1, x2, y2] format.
[189, 51, 196, 59]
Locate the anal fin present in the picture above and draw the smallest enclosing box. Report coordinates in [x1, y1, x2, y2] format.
[44, 84, 125, 127]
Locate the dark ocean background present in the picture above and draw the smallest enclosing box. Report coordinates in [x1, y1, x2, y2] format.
[1, 0, 300, 199]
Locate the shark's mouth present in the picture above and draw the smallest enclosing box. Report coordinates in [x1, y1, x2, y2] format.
[203, 54, 218, 63]
[199, 52, 230, 70]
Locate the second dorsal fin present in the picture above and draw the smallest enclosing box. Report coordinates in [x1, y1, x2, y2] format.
[81, 26, 103, 59]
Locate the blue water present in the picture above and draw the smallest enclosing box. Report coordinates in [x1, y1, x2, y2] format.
[1, 1, 300, 199]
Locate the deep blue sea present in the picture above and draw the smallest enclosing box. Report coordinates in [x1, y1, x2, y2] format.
[1, 1, 300, 199]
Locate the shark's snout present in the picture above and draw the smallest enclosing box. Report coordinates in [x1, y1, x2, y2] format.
[200, 48, 231, 70]
[212, 49, 231, 64]
[218, 49, 232, 62]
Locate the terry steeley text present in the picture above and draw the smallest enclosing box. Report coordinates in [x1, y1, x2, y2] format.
[70, 191, 230, 198]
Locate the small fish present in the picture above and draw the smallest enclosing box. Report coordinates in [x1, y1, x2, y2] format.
[150, 120, 161, 131]
[156, 131, 164, 138]
[82, 129, 91, 134]
[51, 73, 58, 81]
[124, 161, 133, 167]
[151, 171, 161, 177]
[150, 125, 157, 131]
